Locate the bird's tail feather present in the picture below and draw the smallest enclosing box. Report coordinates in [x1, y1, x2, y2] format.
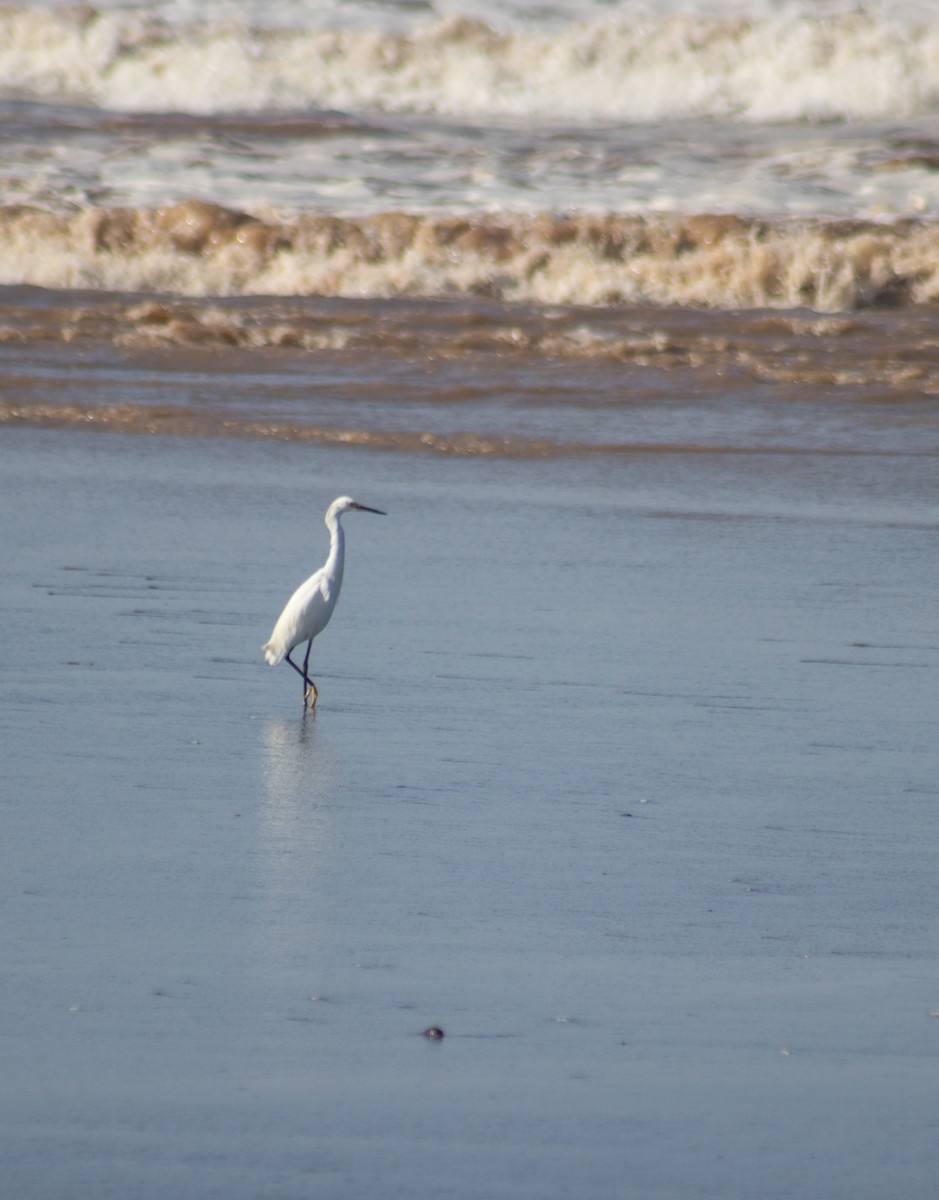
[262, 640, 284, 666]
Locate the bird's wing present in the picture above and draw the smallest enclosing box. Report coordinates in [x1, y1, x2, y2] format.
[267, 568, 329, 656]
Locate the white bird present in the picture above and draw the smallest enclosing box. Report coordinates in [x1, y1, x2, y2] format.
[263, 496, 385, 707]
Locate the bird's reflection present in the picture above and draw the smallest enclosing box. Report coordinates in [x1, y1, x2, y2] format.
[258, 714, 340, 899]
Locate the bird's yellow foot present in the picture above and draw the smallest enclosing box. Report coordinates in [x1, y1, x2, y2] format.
[304, 683, 318, 708]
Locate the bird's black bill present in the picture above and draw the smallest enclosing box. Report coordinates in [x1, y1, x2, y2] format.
[352, 504, 386, 515]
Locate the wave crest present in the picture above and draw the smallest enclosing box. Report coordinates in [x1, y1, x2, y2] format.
[2, 200, 939, 311]
[1, 7, 938, 121]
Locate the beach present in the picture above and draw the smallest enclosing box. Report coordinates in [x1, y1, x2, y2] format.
[2, 419, 938, 1199]
[2, 0, 939, 1195]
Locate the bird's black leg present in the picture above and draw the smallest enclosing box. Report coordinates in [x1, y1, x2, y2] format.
[301, 640, 318, 707]
[286, 645, 318, 708]
[285, 650, 308, 688]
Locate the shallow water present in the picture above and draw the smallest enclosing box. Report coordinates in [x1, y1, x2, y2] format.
[3, 288, 939, 462]
[2, 424, 938, 1199]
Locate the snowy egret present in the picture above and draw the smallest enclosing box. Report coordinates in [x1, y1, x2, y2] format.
[263, 496, 385, 707]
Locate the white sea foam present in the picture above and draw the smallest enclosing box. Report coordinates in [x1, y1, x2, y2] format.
[5, 112, 939, 223]
[1, 5, 938, 121]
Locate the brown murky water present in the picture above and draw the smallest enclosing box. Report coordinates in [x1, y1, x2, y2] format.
[3, 286, 939, 462]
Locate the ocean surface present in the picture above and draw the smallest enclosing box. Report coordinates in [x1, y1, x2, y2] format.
[3, 0, 939, 445]
[3, 0, 939, 315]
[2, 2, 939, 1198]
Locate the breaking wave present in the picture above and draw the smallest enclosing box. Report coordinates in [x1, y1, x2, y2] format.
[1, 6, 938, 122]
[2, 200, 938, 311]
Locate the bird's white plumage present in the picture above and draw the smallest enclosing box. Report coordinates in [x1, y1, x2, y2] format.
[263, 495, 385, 705]
[262, 563, 339, 666]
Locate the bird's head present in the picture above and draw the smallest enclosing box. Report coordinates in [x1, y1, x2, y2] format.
[328, 496, 387, 518]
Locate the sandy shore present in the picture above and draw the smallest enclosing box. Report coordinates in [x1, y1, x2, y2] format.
[2, 426, 938, 1199]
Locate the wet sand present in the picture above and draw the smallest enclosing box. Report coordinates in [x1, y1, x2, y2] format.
[2, 424, 937, 1199]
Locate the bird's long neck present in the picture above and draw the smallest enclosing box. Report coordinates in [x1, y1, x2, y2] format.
[324, 514, 345, 593]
